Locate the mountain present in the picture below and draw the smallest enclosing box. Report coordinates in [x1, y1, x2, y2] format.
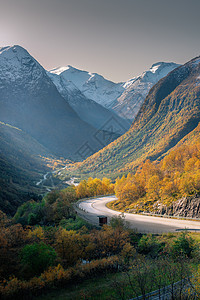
[0, 46, 118, 160]
[49, 63, 179, 123]
[49, 65, 124, 109]
[62, 56, 200, 179]
[113, 62, 180, 120]
[0, 121, 52, 215]
[48, 70, 130, 133]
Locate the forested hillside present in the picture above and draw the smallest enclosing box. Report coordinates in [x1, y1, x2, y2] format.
[0, 122, 51, 215]
[61, 56, 200, 179]
[111, 143, 200, 213]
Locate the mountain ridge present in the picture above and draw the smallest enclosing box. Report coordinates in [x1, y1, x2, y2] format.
[49, 65, 124, 109]
[0, 45, 118, 160]
[0, 121, 52, 214]
[48, 69, 130, 133]
[114, 62, 180, 120]
[49, 62, 179, 122]
[61, 56, 200, 179]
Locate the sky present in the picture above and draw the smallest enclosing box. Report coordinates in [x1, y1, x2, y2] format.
[1, 0, 200, 82]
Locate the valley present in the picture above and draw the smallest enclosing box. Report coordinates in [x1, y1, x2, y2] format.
[1, 45, 200, 300]
[59, 56, 200, 180]
[2, 1, 200, 299]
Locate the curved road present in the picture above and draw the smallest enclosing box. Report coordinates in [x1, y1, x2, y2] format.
[77, 195, 200, 233]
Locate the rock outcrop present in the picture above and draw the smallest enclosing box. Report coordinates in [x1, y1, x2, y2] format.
[156, 195, 200, 218]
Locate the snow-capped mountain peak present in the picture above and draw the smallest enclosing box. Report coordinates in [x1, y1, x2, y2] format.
[49, 65, 124, 108]
[0, 45, 45, 87]
[50, 65, 72, 75]
[113, 62, 180, 120]
[123, 62, 179, 89]
[0, 45, 38, 68]
[49, 61, 180, 120]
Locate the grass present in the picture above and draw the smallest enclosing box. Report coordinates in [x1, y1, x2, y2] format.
[35, 252, 200, 300]
[34, 271, 134, 300]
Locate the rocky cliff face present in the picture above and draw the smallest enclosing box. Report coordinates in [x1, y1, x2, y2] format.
[155, 196, 200, 218]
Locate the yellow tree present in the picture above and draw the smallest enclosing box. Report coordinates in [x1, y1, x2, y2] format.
[76, 180, 88, 199]
[55, 228, 83, 266]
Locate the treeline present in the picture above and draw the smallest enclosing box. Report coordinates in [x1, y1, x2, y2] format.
[76, 177, 114, 199]
[114, 144, 200, 212]
[13, 177, 114, 227]
[13, 186, 76, 226]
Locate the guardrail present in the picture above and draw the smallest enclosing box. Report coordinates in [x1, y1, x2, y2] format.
[75, 195, 200, 224]
[130, 278, 191, 300]
[136, 211, 200, 221]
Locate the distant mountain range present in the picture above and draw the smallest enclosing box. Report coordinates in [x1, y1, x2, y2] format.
[48, 63, 179, 122]
[64, 56, 200, 179]
[0, 46, 122, 161]
[113, 62, 180, 120]
[48, 65, 124, 109]
[0, 44, 184, 214]
[0, 45, 179, 162]
[48, 68, 130, 134]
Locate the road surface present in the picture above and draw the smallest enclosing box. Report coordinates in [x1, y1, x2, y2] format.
[77, 195, 200, 233]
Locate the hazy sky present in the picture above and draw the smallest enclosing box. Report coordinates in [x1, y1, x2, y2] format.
[1, 0, 200, 82]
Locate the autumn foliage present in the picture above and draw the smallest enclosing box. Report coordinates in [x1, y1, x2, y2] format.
[113, 144, 200, 212]
[75, 177, 114, 199]
[0, 217, 128, 299]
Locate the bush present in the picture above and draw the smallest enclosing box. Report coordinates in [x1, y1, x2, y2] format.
[137, 234, 163, 258]
[20, 242, 57, 277]
[59, 216, 91, 230]
[170, 232, 196, 258]
[0, 257, 120, 299]
[110, 215, 126, 229]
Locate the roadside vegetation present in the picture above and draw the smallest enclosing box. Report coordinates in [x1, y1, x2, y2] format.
[1, 144, 200, 299]
[110, 144, 200, 213]
[1, 193, 200, 299]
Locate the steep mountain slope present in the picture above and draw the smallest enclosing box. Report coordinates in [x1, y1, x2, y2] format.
[113, 62, 180, 120]
[63, 56, 200, 178]
[49, 63, 179, 123]
[48, 71, 130, 133]
[0, 46, 115, 160]
[49, 65, 124, 109]
[0, 121, 51, 215]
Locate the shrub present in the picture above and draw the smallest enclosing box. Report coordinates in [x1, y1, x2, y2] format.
[138, 234, 163, 258]
[170, 232, 196, 258]
[20, 242, 57, 277]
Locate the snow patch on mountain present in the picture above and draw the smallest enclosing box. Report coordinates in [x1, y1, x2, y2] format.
[0, 45, 46, 90]
[48, 70, 130, 133]
[49, 62, 179, 120]
[113, 62, 180, 120]
[49, 65, 124, 108]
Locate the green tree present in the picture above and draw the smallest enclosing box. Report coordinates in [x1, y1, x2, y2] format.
[20, 242, 57, 277]
[170, 232, 196, 258]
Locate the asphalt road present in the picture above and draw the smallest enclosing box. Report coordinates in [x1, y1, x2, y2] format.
[77, 195, 200, 233]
